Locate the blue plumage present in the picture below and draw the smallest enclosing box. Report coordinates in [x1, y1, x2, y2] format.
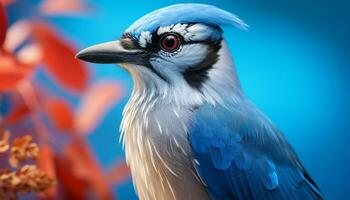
[126, 4, 248, 39]
[77, 3, 323, 199]
[189, 102, 322, 200]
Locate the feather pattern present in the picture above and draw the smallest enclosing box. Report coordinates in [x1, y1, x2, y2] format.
[120, 64, 210, 200]
[189, 101, 323, 200]
[120, 40, 240, 200]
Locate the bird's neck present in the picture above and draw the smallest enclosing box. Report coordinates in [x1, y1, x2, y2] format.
[197, 40, 243, 106]
[120, 41, 244, 199]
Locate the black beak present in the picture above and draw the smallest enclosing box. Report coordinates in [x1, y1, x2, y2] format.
[76, 40, 148, 65]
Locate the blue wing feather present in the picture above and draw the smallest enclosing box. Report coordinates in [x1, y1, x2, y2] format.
[189, 102, 322, 200]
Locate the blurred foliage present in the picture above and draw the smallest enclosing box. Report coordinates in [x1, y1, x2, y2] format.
[0, 128, 54, 200]
[0, 0, 130, 199]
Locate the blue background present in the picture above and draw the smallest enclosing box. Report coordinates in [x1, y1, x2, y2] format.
[9, 0, 350, 199]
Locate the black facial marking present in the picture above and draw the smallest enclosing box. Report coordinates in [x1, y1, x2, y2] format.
[183, 39, 222, 90]
[121, 33, 168, 83]
[147, 30, 188, 52]
[121, 24, 223, 86]
[120, 33, 142, 50]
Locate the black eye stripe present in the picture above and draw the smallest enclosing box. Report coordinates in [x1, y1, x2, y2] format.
[183, 39, 222, 90]
[146, 30, 221, 52]
[120, 33, 144, 50]
[144, 31, 185, 52]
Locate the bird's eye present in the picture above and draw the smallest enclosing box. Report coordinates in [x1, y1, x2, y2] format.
[160, 34, 180, 52]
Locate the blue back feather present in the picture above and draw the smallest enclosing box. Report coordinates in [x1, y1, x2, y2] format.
[189, 102, 323, 200]
[126, 4, 248, 39]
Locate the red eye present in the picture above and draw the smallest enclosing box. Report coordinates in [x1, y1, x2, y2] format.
[160, 34, 180, 52]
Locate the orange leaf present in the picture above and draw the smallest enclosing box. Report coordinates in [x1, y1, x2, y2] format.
[40, 0, 88, 16]
[0, 52, 28, 91]
[45, 99, 74, 132]
[0, 0, 15, 6]
[5, 103, 30, 124]
[105, 161, 130, 186]
[38, 145, 56, 179]
[54, 154, 88, 199]
[37, 145, 57, 198]
[4, 20, 32, 52]
[0, 69, 25, 91]
[33, 22, 89, 93]
[0, 3, 7, 46]
[63, 139, 113, 200]
[16, 43, 43, 65]
[75, 81, 122, 135]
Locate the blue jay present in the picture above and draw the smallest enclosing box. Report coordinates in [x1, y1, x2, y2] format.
[76, 4, 323, 200]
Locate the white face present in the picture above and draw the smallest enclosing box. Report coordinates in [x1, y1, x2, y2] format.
[76, 23, 240, 105]
[123, 23, 224, 92]
[150, 43, 208, 81]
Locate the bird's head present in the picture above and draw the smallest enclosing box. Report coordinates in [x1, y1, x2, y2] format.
[77, 4, 247, 105]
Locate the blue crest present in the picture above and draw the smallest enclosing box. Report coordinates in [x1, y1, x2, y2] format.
[126, 3, 248, 39]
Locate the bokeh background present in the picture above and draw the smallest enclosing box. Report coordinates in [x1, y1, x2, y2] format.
[1, 0, 349, 199]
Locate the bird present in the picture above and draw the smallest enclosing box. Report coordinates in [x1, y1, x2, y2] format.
[76, 3, 323, 200]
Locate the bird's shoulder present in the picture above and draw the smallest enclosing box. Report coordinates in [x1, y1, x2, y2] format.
[189, 101, 290, 169]
[189, 101, 287, 159]
[188, 101, 322, 200]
